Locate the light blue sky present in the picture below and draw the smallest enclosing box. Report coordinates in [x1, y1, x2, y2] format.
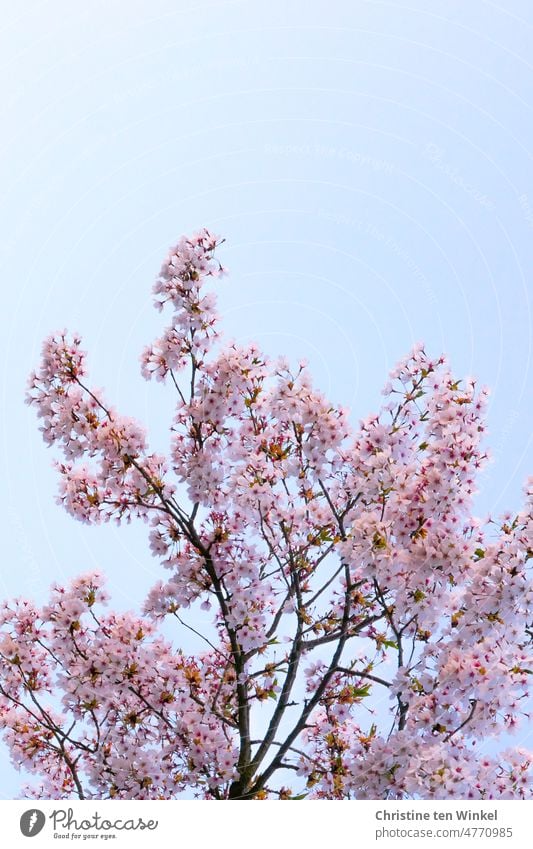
[1, 0, 532, 797]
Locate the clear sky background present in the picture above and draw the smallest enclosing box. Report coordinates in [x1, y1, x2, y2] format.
[0, 0, 532, 798]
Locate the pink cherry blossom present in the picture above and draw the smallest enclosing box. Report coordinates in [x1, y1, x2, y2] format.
[3, 230, 531, 799]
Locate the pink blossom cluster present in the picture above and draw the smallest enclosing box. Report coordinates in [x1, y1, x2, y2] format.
[4, 229, 532, 799]
[0, 573, 238, 799]
[300, 718, 533, 799]
[27, 334, 171, 525]
[141, 229, 225, 380]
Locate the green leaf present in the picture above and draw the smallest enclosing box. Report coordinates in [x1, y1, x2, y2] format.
[351, 685, 371, 698]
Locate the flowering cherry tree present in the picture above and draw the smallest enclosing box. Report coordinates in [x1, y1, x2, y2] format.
[2, 230, 532, 800]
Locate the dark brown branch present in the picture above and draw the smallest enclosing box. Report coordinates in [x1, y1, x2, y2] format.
[444, 699, 477, 742]
[335, 667, 391, 688]
[248, 561, 355, 798]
